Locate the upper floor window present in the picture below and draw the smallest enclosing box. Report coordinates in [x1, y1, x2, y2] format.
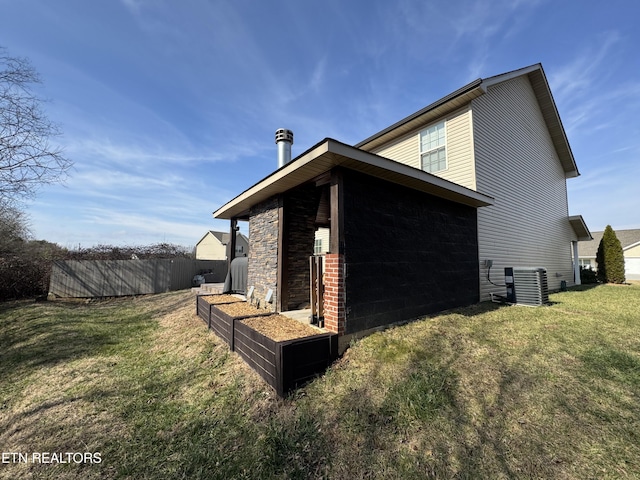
[420, 121, 447, 173]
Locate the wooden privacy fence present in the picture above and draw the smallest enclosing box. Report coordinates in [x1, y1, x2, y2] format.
[49, 259, 227, 298]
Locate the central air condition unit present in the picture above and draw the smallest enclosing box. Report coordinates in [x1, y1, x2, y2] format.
[504, 267, 549, 306]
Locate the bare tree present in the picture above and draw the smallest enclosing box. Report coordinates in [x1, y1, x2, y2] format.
[1, 47, 72, 203]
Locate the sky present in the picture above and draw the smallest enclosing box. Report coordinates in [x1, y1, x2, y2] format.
[1, 0, 638, 249]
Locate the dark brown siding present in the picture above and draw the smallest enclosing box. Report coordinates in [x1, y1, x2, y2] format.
[341, 169, 479, 333]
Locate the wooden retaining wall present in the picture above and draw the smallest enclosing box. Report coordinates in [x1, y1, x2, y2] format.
[234, 321, 338, 396]
[197, 297, 338, 396]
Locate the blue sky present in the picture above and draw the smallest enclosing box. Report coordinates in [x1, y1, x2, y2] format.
[1, 0, 638, 249]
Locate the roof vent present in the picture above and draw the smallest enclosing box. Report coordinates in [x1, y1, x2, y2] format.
[275, 128, 294, 168]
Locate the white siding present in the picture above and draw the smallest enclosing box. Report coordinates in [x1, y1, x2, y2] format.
[371, 107, 476, 190]
[441, 107, 475, 190]
[315, 227, 330, 254]
[371, 132, 420, 169]
[472, 76, 576, 299]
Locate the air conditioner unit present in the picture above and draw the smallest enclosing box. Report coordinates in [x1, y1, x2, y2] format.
[505, 267, 549, 306]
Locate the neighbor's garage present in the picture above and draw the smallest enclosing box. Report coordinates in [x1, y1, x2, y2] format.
[626, 257, 640, 280]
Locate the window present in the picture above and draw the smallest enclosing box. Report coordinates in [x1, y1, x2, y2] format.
[580, 259, 592, 269]
[420, 121, 446, 173]
[314, 238, 323, 255]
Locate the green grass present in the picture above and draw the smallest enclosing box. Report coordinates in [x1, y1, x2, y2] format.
[1, 284, 640, 479]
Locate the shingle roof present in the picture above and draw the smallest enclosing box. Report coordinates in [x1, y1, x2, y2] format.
[578, 229, 640, 257]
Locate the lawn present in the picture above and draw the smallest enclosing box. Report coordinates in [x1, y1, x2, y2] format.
[1, 284, 639, 479]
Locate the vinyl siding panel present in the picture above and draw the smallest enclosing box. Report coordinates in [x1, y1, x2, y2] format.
[626, 244, 640, 257]
[315, 227, 330, 254]
[472, 76, 576, 300]
[371, 107, 475, 190]
[371, 133, 420, 169]
[441, 108, 475, 190]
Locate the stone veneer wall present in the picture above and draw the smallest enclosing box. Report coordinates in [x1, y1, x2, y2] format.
[247, 196, 280, 311]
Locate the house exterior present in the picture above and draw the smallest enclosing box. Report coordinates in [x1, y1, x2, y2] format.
[356, 64, 591, 298]
[578, 229, 640, 280]
[195, 230, 249, 260]
[213, 63, 590, 347]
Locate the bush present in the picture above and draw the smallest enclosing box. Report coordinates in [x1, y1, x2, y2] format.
[580, 266, 598, 284]
[0, 240, 67, 301]
[596, 225, 626, 284]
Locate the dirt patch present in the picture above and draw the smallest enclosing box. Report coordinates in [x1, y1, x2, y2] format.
[217, 302, 272, 317]
[241, 315, 323, 342]
[200, 294, 244, 305]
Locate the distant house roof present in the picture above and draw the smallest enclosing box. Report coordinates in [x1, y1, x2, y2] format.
[578, 229, 640, 257]
[355, 63, 579, 179]
[213, 138, 494, 220]
[196, 230, 249, 246]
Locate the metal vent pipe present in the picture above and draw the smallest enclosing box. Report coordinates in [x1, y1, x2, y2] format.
[275, 128, 294, 168]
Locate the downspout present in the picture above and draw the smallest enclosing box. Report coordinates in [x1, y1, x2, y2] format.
[228, 218, 238, 267]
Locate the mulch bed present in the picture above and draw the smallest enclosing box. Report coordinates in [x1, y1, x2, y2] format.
[240, 315, 322, 342]
[216, 302, 272, 317]
[200, 294, 244, 305]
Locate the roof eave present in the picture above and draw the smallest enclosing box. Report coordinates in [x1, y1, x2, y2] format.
[569, 215, 593, 241]
[355, 79, 484, 152]
[213, 139, 494, 220]
[483, 64, 580, 178]
[356, 64, 580, 178]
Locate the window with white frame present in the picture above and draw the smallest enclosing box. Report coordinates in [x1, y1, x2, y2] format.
[420, 121, 447, 173]
[314, 238, 323, 255]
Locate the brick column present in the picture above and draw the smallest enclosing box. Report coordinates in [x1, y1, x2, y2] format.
[323, 253, 345, 335]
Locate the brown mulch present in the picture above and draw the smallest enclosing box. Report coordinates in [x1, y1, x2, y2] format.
[216, 302, 271, 317]
[200, 294, 244, 305]
[240, 315, 322, 342]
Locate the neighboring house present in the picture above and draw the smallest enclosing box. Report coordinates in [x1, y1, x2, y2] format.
[578, 229, 640, 280]
[213, 63, 590, 347]
[195, 230, 249, 260]
[314, 227, 330, 255]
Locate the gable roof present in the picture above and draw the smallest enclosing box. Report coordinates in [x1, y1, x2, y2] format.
[355, 63, 579, 178]
[578, 229, 640, 257]
[195, 230, 227, 246]
[196, 230, 249, 246]
[213, 138, 494, 220]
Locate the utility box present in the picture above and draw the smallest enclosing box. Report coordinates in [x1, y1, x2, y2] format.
[505, 267, 550, 306]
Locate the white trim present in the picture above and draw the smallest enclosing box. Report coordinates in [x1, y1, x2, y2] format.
[624, 241, 640, 251]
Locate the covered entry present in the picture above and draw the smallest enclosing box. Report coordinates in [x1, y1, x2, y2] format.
[213, 138, 493, 340]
